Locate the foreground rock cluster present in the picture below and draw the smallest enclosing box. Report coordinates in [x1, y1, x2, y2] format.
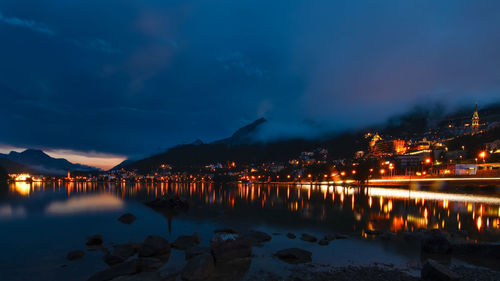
[68, 215, 323, 281]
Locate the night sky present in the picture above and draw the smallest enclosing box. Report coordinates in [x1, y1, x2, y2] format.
[1, 0, 500, 168]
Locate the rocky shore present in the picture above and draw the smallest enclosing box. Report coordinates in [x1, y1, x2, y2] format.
[62, 197, 500, 281]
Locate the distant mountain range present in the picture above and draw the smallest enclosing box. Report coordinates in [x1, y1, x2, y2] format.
[0, 149, 99, 175]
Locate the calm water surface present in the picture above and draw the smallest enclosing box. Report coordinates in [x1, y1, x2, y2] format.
[1, 181, 499, 281]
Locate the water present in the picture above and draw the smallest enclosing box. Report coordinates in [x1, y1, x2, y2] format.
[1, 181, 499, 281]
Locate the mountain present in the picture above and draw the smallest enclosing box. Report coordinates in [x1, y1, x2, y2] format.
[0, 149, 99, 175]
[212, 118, 267, 145]
[118, 118, 366, 173]
[0, 158, 36, 174]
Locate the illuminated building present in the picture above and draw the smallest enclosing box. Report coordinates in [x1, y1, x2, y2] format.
[472, 103, 480, 135]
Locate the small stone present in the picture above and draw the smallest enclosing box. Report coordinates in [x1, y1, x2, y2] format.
[214, 228, 238, 234]
[104, 243, 140, 265]
[365, 229, 382, 235]
[86, 234, 103, 246]
[324, 234, 336, 241]
[380, 232, 397, 240]
[275, 248, 312, 264]
[67, 250, 85, 260]
[181, 253, 215, 281]
[286, 233, 296, 239]
[118, 213, 136, 225]
[421, 259, 460, 281]
[318, 239, 329, 246]
[300, 233, 317, 243]
[335, 233, 349, 239]
[87, 260, 138, 281]
[110, 272, 163, 281]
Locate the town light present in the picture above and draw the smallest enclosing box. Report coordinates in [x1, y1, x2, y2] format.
[340, 171, 346, 176]
[380, 169, 385, 175]
[479, 151, 486, 162]
[425, 158, 431, 164]
[352, 170, 356, 175]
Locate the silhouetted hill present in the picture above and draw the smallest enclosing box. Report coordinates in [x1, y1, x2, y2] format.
[212, 118, 267, 145]
[0, 149, 98, 175]
[119, 102, 500, 174]
[0, 158, 36, 174]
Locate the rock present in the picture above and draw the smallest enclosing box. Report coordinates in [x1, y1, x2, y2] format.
[172, 233, 202, 250]
[210, 232, 238, 246]
[139, 235, 171, 257]
[318, 239, 329, 246]
[110, 272, 163, 281]
[214, 228, 238, 234]
[211, 238, 252, 263]
[136, 257, 165, 272]
[239, 230, 272, 245]
[86, 234, 103, 246]
[421, 259, 460, 281]
[185, 246, 211, 260]
[104, 243, 140, 265]
[286, 233, 296, 239]
[118, 213, 136, 225]
[181, 253, 215, 281]
[421, 230, 451, 254]
[366, 229, 383, 235]
[300, 233, 317, 243]
[380, 232, 397, 241]
[402, 231, 424, 241]
[275, 248, 312, 264]
[87, 260, 138, 281]
[323, 234, 336, 242]
[144, 195, 189, 210]
[335, 233, 349, 239]
[452, 242, 500, 259]
[67, 250, 85, 261]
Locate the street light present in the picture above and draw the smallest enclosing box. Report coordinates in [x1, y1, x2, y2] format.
[479, 151, 487, 162]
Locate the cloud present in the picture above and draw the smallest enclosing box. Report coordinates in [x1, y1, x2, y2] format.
[70, 38, 122, 54]
[0, 11, 55, 36]
[217, 52, 269, 78]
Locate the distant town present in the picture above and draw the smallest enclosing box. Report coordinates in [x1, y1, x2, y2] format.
[5, 103, 500, 186]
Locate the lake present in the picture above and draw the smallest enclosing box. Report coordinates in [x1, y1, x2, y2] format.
[1, 181, 499, 280]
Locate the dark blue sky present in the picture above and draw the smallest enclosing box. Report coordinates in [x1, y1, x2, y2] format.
[1, 0, 500, 160]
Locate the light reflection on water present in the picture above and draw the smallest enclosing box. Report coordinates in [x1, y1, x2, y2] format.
[4, 181, 500, 240]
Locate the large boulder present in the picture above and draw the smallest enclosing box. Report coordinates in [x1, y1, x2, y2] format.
[104, 243, 141, 265]
[172, 233, 202, 250]
[87, 260, 138, 281]
[181, 253, 215, 281]
[211, 238, 252, 263]
[421, 230, 451, 254]
[300, 233, 317, 243]
[286, 233, 296, 239]
[118, 213, 137, 225]
[138, 235, 171, 257]
[136, 257, 165, 272]
[421, 259, 460, 281]
[275, 248, 312, 264]
[185, 246, 211, 260]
